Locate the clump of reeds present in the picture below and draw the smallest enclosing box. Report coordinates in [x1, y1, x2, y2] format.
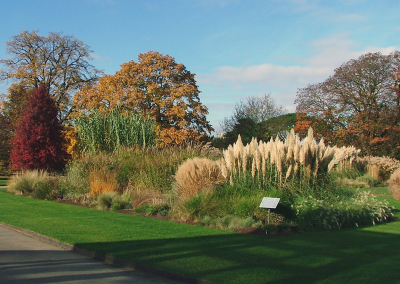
[75, 108, 156, 153]
[358, 156, 400, 181]
[174, 157, 227, 201]
[388, 168, 400, 200]
[222, 128, 361, 193]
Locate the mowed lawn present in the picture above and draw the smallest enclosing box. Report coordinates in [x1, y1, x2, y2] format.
[0, 188, 399, 284]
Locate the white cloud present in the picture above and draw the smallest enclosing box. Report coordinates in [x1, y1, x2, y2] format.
[198, 34, 398, 132]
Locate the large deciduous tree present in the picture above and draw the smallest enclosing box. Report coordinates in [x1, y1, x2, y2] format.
[0, 30, 102, 122]
[218, 94, 287, 146]
[9, 86, 68, 171]
[221, 94, 286, 133]
[74, 51, 213, 146]
[0, 106, 11, 174]
[295, 51, 400, 158]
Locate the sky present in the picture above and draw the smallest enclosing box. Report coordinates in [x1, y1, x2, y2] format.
[0, 0, 399, 133]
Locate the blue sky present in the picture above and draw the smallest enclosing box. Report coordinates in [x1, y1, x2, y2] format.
[0, 0, 399, 133]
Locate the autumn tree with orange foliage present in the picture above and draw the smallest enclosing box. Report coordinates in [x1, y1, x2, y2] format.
[295, 52, 400, 158]
[74, 51, 213, 146]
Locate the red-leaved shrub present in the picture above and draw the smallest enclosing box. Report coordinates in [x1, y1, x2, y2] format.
[9, 86, 68, 171]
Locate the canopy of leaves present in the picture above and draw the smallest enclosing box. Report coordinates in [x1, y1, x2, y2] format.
[9, 86, 68, 171]
[261, 113, 296, 140]
[0, 109, 11, 174]
[221, 94, 286, 133]
[215, 94, 287, 147]
[74, 51, 213, 146]
[0, 30, 102, 122]
[295, 51, 400, 158]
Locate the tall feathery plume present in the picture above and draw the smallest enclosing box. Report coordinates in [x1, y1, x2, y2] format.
[234, 136, 242, 174]
[309, 139, 318, 177]
[294, 134, 301, 163]
[242, 145, 248, 175]
[328, 148, 346, 172]
[219, 158, 228, 179]
[249, 137, 258, 157]
[223, 147, 232, 172]
[276, 141, 285, 174]
[234, 135, 243, 160]
[299, 141, 306, 167]
[252, 157, 256, 179]
[286, 129, 295, 163]
[317, 138, 326, 163]
[255, 147, 261, 173]
[262, 154, 266, 179]
[320, 146, 336, 172]
[293, 162, 299, 178]
[307, 127, 314, 143]
[286, 164, 293, 181]
[264, 140, 271, 162]
[270, 138, 277, 166]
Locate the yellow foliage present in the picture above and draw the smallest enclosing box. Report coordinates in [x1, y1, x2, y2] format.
[63, 126, 79, 158]
[74, 51, 213, 146]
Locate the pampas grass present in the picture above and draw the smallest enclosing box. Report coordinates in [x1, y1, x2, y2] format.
[388, 168, 400, 200]
[358, 156, 400, 181]
[222, 128, 361, 193]
[174, 157, 227, 201]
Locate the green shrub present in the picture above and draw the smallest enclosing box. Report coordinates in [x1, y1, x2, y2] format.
[293, 191, 394, 230]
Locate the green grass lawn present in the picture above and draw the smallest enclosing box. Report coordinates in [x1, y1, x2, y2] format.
[0, 188, 399, 284]
[0, 177, 8, 186]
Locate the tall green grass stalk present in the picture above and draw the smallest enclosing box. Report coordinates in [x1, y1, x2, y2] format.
[75, 108, 156, 153]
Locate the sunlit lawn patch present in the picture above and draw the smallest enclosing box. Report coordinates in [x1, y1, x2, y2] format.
[1, 188, 399, 284]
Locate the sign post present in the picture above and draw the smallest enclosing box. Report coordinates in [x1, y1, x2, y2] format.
[259, 197, 280, 224]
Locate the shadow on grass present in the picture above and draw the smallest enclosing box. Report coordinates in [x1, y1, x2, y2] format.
[0, 250, 164, 284]
[75, 223, 400, 284]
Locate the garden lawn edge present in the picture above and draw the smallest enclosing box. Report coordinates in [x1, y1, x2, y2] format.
[0, 222, 213, 284]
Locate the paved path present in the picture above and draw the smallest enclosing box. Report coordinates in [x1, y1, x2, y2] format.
[0, 225, 180, 284]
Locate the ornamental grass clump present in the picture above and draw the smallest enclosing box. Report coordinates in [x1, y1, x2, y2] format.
[75, 108, 156, 153]
[7, 170, 50, 196]
[89, 169, 117, 196]
[293, 191, 394, 230]
[222, 128, 360, 195]
[358, 156, 400, 181]
[7, 170, 60, 200]
[388, 168, 400, 200]
[174, 157, 227, 201]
